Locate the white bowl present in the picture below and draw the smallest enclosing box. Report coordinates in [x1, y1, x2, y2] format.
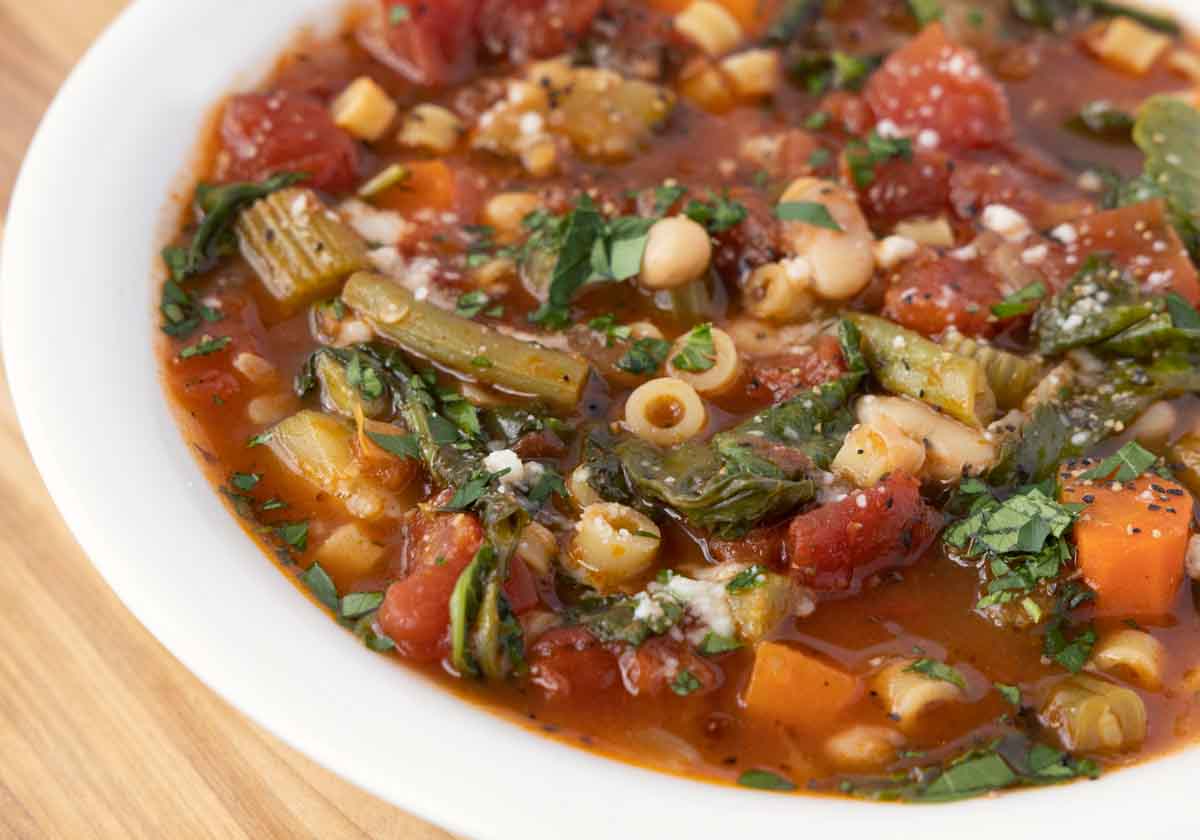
[4, 2, 1199, 837]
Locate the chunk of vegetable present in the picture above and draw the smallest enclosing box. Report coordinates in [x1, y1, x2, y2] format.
[848, 313, 996, 427]
[312, 522, 386, 582]
[727, 571, 803, 643]
[1040, 674, 1147, 753]
[237, 188, 370, 311]
[743, 642, 861, 733]
[268, 410, 391, 520]
[1060, 471, 1193, 617]
[371, 160, 458, 215]
[342, 272, 589, 409]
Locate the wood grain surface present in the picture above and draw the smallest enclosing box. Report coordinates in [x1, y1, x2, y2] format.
[0, 2, 455, 837]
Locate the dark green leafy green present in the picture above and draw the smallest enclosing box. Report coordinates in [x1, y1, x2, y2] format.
[1132, 97, 1200, 259]
[789, 51, 882, 95]
[1032, 257, 1154, 355]
[846, 131, 912, 188]
[278, 521, 310, 551]
[366, 431, 422, 460]
[684, 192, 748, 233]
[1067, 100, 1135, 142]
[575, 593, 683, 646]
[178, 334, 231, 359]
[230, 472, 260, 492]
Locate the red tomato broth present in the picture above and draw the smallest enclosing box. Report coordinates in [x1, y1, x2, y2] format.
[157, 0, 1200, 799]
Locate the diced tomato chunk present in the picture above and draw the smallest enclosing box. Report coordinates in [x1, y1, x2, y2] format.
[377, 0, 481, 87]
[744, 334, 847, 404]
[883, 250, 1004, 337]
[711, 188, 779, 284]
[529, 627, 622, 701]
[709, 523, 786, 568]
[376, 0, 601, 87]
[820, 91, 874, 136]
[622, 637, 723, 698]
[865, 23, 1012, 152]
[503, 556, 540, 615]
[377, 510, 483, 662]
[949, 159, 1091, 232]
[786, 474, 941, 591]
[478, 0, 603, 64]
[219, 91, 359, 192]
[852, 151, 953, 232]
[1062, 200, 1200, 304]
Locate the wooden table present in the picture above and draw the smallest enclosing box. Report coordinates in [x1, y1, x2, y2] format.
[0, 2, 453, 836]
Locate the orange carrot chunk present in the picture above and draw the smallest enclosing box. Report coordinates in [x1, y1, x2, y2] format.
[743, 641, 861, 732]
[373, 160, 457, 215]
[1060, 472, 1193, 617]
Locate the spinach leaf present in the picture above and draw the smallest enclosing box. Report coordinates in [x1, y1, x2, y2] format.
[575, 592, 683, 645]
[530, 196, 606, 329]
[1078, 440, 1157, 481]
[1032, 256, 1154, 355]
[1132, 97, 1200, 259]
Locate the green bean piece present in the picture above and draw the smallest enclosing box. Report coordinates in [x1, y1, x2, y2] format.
[848, 313, 996, 427]
[940, 330, 1043, 412]
[342, 272, 590, 409]
[237, 188, 370, 311]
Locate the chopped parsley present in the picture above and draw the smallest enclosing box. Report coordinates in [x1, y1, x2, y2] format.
[995, 683, 1022, 706]
[726, 565, 767, 593]
[992, 282, 1046, 319]
[737, 769, 796, 791]
[456, 290, 492, 319]
[247, 431, 273, 448]
[699, 632, 741, 656]
[588, 314, 633, 346]
[905, 658, 967, 690]
[1078, 440, 1157, 482]
[775, 201, 843, 231]
[179, 334, 231, 359]
[670, 669, 702, 696]
[340, 591, 384, 620]
[846, 131, 913, 188]
[616, 337, 672, 375]
[528, 467, 568, 505]
[908, 0, 943, 24]
[366, 431, 422, 460]
[277, 521, 310, 551]
[300, 561, 337, 611]
[230, 472, 260, 492]
[684, 192, 748, 233]
[671, 323, 717, 372]
[653, 183, 688, 215]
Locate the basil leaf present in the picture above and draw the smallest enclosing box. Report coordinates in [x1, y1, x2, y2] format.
[367, 431, 422, 460]
[616, 337, 672, 375]
[671, 323, 717, 372]
[991, 282, 1046, 319]
[278, 521, 310, 551]
[905, 659, 966, 690]
[340, 591, 384, 619]
[531, 196, 606, 329]
[231, 472, 260, 491]
[1078, 440, 1157, 482]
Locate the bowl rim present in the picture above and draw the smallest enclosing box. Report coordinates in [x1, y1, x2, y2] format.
[3, 1, 1199, 837]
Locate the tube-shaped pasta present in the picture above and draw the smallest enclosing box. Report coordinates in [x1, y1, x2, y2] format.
[848, 313, 997, 427]
[1088, 629, 1167, 690]
[832, 415, 926, 488]
[398, 103, 464, 154]
[342, 273, 589, 409]
[568, 465, 604, 509]
[779, 177, 876, 301]
[743, 261, 815, 323]
[871, 658, 965, 733]
[666, 327, 740, 396]
[824, 725, 905, 771]
[939, 329, 1043, 412]
[515, 522, 558, 577]
[624, 378, 707, 447]
[1040, 675, 1148, 753]
[237, 188, 370, 312]
[674, 1, 744, 56]
[857, 395, 997, 481]
[565, 503, 661, 591]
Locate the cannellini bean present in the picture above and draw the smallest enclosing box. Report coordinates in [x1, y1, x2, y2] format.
[778, 177, 875, 300]
[824, 725, 906, 770]
[640, 216, 713, 290]
[565, 503, 661, 591]
[482, 192, 542, 242]
[856, 395, 997, 482]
